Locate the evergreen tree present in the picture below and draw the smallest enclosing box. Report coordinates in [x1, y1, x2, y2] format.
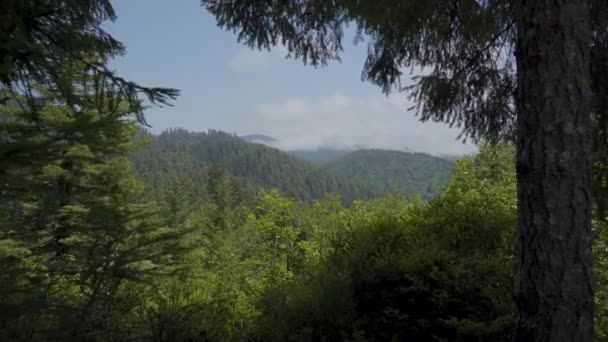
[0, 0, 178, 112]
[201, 1, 606, 337]
[206, 164, 242, 208]
[0, 67, 184, 340]
[161, 173, 199, 227]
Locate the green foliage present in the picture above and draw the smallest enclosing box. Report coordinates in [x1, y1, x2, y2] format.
[256, 143, 517, 341]
[3, 109, 608, 341]
[130, 129, 454, 204]
[324, 149, 453, 199]
[289, 148, 352, 165]
[0, 0, 178, 112]
[130, 128, 388, 203]
[2, 2, 608, 339]
[199, 9, 608, 313]
[0, 71, 185, 340]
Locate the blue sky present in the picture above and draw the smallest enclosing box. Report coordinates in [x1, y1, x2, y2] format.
[107, 0, 475, 155]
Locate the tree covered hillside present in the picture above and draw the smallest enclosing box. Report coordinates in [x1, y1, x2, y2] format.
[288, 148, 352, 165]
[324, 149, 453, 198]
[130, 129, 386, 203]
[130, 129, 455, 202]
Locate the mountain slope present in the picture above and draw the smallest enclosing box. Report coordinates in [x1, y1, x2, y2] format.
[323, 149, 453, 198]
[288, 148, 353, 165]
[130, 129, 384, 202]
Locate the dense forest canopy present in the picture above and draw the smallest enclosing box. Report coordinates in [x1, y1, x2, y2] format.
[323, 149, 453, 198]
[3, 126, 608, 340]
[129, 128, 453, 203]
[287, 148, 353, 165]
[1, 0, 608, 341]
[201, 0, 608, 338]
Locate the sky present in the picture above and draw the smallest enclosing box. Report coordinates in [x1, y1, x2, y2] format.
[106, 0, 476, 155]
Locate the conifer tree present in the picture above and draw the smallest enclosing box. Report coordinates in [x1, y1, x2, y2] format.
[201, 0, 606, 338]
[0, 65, 185, 340]
[0, 1, 178, 104]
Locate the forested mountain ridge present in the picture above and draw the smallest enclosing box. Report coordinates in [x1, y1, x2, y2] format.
[130, 129, 454, 202]
[323, 149, 454, 198]
[130, 129, 386, 203]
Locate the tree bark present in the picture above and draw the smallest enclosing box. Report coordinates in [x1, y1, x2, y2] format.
[514, 0, 594, 340]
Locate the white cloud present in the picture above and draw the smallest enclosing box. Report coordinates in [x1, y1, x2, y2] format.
[235, 93, 477, 156]
[227, 46, 288, 73]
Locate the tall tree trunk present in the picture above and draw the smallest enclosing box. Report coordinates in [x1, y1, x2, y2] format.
[514, 0, 594, 340]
